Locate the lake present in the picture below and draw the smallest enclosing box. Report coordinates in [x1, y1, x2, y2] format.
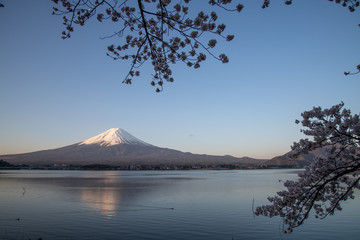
[0, 169, 359, 240]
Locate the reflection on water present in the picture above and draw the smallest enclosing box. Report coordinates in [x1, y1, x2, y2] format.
[79, 171, 121, 217]
[81, 188, 121, 217]
[0, 170, 359, 240]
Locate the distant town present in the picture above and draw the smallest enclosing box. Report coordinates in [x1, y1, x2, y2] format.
[0, 159, 299, 171]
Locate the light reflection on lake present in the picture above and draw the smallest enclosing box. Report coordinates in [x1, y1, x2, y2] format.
[80, 188, 119, 217]
[0, 170, 359, 240]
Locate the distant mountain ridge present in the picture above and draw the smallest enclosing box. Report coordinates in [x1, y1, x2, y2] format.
[263, 148, 327, 168]
[0, 128, 265, 167]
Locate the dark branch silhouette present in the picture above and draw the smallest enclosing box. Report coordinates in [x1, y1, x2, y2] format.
[255, 102, 360, 233]
[51, 0, 359, 91]
[51, 0, 243, 92]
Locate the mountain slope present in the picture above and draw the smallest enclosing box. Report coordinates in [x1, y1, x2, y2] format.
[263, 148, 326, 168]
[0, 128, 264, 166]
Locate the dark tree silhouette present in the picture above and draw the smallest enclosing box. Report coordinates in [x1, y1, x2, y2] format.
[51, 0, 359, 91]
[255, 0, 360, 232]
[51, 0, 244, 92]
[255, 102, 360, 232]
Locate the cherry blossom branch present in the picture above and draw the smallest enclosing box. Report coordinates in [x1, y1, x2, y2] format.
[296, 163, 360, 226]
[256, 103, 360, 233]
[321, 176, 360, 219]
[138, 0, 152, 50]
[52, 0, 242, 92]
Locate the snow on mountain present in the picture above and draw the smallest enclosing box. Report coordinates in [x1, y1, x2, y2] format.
[79, 128, 151, 146]
[0, 127, 266, 167]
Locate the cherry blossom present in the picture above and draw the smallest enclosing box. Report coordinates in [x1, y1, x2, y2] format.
[51, 0, 244, 92]
[255, 102, 360, 233]
[51, 0, 359, 91]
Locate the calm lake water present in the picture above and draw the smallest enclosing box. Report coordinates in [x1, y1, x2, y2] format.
[0, 169, 359, 240]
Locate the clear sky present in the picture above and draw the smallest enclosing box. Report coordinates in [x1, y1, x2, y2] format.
[0, 0, 359, 159]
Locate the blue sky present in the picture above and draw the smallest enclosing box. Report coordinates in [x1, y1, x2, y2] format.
[0, 0, 359, 159]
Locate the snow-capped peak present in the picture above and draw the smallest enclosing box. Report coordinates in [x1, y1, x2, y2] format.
[79, 128, 151, 146]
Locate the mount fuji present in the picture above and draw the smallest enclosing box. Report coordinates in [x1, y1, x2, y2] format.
[79, 128, 151, 147]
[0, 128, 263, 167]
